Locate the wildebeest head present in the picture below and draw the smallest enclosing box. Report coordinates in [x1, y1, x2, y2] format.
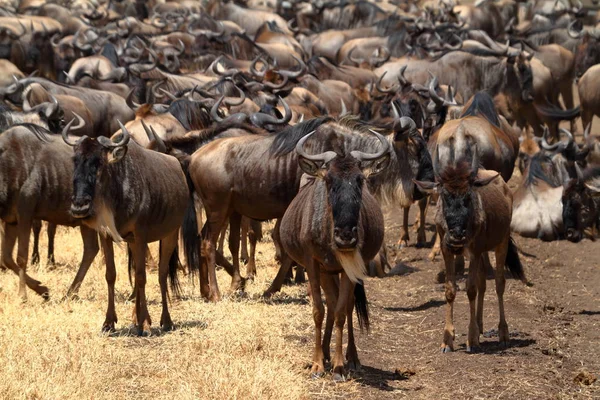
[507, 52, 534, 102]
[414, 146, 499, 254]
[561, 164, 600, 243]
[62, 115, 129, 218]
[518, 131, 541, 174]
[296, 129, 391, 250]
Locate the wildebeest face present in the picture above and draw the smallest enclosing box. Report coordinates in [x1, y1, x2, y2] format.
[440, 186, 474, 253]
[325, 155, 365, 250]
[515, 56, 534, 102]
[71, 140, 104, 218]
[575, 35, 600, 78]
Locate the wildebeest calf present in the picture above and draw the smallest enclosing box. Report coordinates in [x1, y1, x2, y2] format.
[416, 147, 527, 353]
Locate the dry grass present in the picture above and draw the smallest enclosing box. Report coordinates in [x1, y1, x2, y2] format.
[0, 224, 363, 400]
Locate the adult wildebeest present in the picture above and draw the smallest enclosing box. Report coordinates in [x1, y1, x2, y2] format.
[0, 122, 101, 300]
[184, 116, 431, 301]
[562, 164, 600, 242]
[415, 146, 527, 353]
[280, 129, 390, 381]
[63, 119, 191, 334]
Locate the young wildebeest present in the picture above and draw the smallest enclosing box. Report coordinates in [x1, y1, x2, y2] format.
[562, 164, 600, 242]
[63, 119, 190, 334]
[280, 129, 390, 381]
[415, 147, 527, 352]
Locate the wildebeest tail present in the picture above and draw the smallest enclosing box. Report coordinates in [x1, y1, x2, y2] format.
[534, 103, 581, 121]
[180, 164, 202, 279]
[127, 245, 133, 288]
[506, 237, 527, 284]
[164, 241, 182, 298]
[354, 280, 370, 333]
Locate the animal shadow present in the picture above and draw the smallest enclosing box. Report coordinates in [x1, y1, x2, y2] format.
[354, 365, 408, 392]
[384, 299, 445, 313]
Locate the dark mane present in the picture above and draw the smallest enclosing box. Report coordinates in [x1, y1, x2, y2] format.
[460, 92, 501, 127]
[165, 121, 264, 155]
[524, 152, 562, 187]
[269, 117, 332, 156]
[12, 123, 52, 142]
[100, 43, 120, 68]
[168, 99, 212, 131]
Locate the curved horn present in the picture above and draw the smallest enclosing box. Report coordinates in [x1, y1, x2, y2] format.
[559, 128, 575, 149]
[347, 46, 364, 66]
[129, 47, 158, 75]
[98, 120, 130, 148]
[376, 71, 397, 94]
[398, 65, 410, 87]
[277, 55, 306, 79]
[340, 99, 348, 116]
[126, 88, 141, 111]
[568, 20, 583, 39]
[250, 96, 292, 127]
[223, 85, 246, 106]
[61, 113, 86, 146]
[428, 72, 445, 107]
[250, 55, 267, 78]
[141, 120, 167, 153]
[295, 130, 337, 164]
[574, 162, 584, 184]
[351, 129, 392, 162]
[50, 33, 61, 48]
[210, 95, 226, 122]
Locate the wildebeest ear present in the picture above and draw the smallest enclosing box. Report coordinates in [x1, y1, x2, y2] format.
[362, 153, 391, 178]
[473, 173, 500, 187]
[298, 157, 324, 177]
[107, 146, 128, 164]
[412, 179, 438, 194]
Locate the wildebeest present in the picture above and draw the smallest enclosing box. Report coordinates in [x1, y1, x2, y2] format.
[63, 119, 191, 334]
[279, 129, 390, 381]
[0, 122, 102, 300]
[562, 164, 600, 242]
[415, 146, 527, 352]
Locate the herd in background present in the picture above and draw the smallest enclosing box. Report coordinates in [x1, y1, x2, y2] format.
[0, 0, 598, 382]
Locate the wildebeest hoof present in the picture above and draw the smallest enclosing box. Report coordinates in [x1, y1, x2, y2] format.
[466, 345, 480, 354]
[101, 322, 116, 333]
[31, 254, 40, 265]
[310, 371, 324, 379]
[39, 288, 50, 301]
[161, 321, 174, 332]
[346, 359, 361, 371]
[441, 345, 453, 353]
[61, 293, 80, 302]
[139, 328, 152, 337]
[499, 340, 509, 349]
[332, 372, 346, 383]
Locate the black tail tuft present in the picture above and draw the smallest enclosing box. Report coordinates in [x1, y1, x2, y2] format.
[165, 241, 182, 298]
[354, 280, 370, 333]
[181, 160, 201, 280]
[506, 237, 527, 284]
[127, 245, 134, 288]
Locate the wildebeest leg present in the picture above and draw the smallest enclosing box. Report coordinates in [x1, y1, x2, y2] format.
[246, 220, 261, 279]
[305, 258, 325, 378]
[131, 239, 152, 335]
[1, 222, 49, 298]
[64, 226, 99, 300]
[332, 273, 352, 382]
[295, 265, 306, 283]
[100, 237, 117, 332]
[159, 230, 178, 332]
[416, 197, 428, 247]
[477, 255, 487, 336]
[240, 216, 249, 263]
[398, 207, 410, 248]
[228, 212, 244, 292]
[263, 220, 292, 297]
[494, 240, 510, 347]
[46, 223, 57, 267]
[16, 216, 34, 301]
[203, 206, 230, 301]
[441, 239, 456, 352]
[31, 220, 42, 266]
[429, 232, 441, 262]
[581, 109, 594, 134]
[320, 271, 338, 364]
[466, 253, 481, 353]
[345, 279, 360, 371]
[217, 222, 227, 254]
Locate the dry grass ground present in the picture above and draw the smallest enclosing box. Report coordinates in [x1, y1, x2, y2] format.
[0, 224, 339, 400]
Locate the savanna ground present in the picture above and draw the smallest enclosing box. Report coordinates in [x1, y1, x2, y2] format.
[1, 114, 599, 400]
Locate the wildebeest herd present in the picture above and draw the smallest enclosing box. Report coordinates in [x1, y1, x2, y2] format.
[0, 0, 599, 383]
